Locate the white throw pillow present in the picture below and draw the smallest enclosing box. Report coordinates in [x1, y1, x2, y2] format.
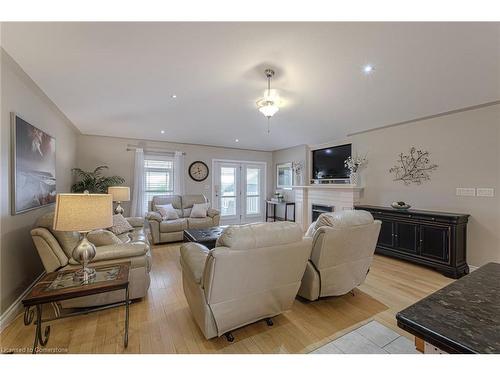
[156, 204, 179, 220]
[87, 229, 122, 246]
[190, 203, 209, 218]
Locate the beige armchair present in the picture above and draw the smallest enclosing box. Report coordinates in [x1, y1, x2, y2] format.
[298, 210, 381, 301]
[31, 212, 151, 308]
[146, 194, 220, 244]
[180, 221, 312, 341]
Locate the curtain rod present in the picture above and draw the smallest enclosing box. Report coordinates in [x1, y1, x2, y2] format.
[126, 144, 186, 155]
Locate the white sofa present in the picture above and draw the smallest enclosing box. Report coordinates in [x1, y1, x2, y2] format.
[146, 194, 220, 244]
[298, 210, 381, 300]
[180, 221, 312, 340]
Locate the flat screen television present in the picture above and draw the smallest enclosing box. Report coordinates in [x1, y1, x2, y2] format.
[312, 144, 352, 180]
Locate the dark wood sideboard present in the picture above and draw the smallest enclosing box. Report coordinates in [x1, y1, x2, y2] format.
[355, 205, 470, 278]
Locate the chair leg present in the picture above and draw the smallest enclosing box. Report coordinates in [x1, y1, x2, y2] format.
[265, 318, 274, 326]
[224, 332, 234, 342]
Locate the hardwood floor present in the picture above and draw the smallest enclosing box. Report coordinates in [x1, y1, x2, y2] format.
[0, 243, 452, 354]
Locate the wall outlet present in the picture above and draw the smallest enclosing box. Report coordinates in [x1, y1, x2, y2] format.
[456, 188, 476, 197]
[476, 188, 495, 197]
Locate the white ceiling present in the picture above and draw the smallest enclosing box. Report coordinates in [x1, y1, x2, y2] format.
[2, 22, 500, 151]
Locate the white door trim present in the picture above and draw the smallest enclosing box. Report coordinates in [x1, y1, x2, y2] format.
[211, 159, 267, 224]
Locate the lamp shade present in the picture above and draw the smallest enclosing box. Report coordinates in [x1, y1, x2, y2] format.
[53, 193, 113, 232]
[108, 186, 130, 202]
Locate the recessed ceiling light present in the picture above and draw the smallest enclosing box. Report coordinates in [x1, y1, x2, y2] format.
[363, 65, 375, 74]
[235, 139, 239, 143]
[171, 94, 177, 99]
[160, 130, 165, 134]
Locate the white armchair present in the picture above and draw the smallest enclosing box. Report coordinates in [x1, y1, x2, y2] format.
[298, 210, 381, 301]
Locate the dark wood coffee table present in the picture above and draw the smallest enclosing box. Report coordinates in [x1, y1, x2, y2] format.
[183, 226, 227, 249]
[22, 262, 130, 353]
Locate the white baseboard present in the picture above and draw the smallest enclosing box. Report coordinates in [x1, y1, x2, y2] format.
[0, 272, 46, 333]
[469, 265, 479, 272]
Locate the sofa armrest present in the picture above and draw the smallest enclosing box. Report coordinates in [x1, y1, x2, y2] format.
[146, 211, 162, 222]
[91, 242, 150, 263]
[126, 216, 145, 228]
[207, 208, 220, 218]
[180, 242, 209, 284]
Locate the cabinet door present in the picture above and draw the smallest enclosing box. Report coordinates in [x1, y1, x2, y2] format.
[377, 219, 395, 248]
[394, 221, 419, 254]
[419, 225, 450, 263]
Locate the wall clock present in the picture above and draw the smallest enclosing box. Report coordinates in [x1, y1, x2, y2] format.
[188, 161, 209, 182]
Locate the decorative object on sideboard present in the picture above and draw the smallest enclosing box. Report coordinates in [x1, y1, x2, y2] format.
[52, 192, 113, 281]
[391, 201, 411, 210]
[344, 154, 367, 186]
[389, 147, 438, 185]
[291, 160, 304, 186]
[11, 113, 56, 215]
[271, 191, 284, 203]
[108, 186, 130, 214]
[256, 68, 282, 133]
[71, 165, 125, 193]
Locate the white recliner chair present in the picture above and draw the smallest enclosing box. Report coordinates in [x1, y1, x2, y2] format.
[180, 221, 312, 341]
[298, 210, 381, 301]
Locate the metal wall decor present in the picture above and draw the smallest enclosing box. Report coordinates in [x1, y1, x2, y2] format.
[389, 147, 438, 185]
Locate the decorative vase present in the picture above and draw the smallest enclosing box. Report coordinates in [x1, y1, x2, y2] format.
[350, 172, 359, 186]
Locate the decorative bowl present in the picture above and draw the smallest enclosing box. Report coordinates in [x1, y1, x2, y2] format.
[391, 202, 411, 210]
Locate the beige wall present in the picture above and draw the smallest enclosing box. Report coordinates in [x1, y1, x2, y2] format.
[275, 104, 500, 267]
[76, 135, 273, 216]
[0, 49, 78, 314]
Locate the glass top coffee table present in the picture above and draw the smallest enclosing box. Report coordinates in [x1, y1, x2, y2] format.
[22, 262, 130, 353]
[183, 226, 227, 249]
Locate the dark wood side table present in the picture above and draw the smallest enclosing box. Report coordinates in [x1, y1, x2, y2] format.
[22, 262, 130, 354]
[265, 201, 295, 222]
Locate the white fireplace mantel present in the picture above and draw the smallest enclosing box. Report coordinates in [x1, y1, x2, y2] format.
[292, 184, 364, 230]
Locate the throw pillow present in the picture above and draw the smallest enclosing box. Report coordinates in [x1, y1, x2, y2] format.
[108, 214, 134, 235]
[87, 229, 122, 246]
[156, 203, 179, 220]
[190, 203, 209, 218]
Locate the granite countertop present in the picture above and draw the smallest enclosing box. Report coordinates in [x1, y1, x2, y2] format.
[396, 262, 500, 354]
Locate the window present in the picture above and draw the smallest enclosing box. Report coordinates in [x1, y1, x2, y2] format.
[143, 156, 174, 212]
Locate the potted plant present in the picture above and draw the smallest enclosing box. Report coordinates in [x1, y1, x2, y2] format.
[71, 165, 125, 193]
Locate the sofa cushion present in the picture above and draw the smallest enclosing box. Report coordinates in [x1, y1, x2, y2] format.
[88, 229, 122, 246]
[156, 203, 180, 220]
[187, 217, 213, 229]
[182, 194, 207, 209]
[108, 214, 134, 235]
[216, 221, 303, 250]
[35, 211, 80, 258]
[152, 195, 183, 216]
[180, 242, 209, 284]
[190, 203, 209, 218]
[314, 210, 374, 231]
[160, 218, 187, 233]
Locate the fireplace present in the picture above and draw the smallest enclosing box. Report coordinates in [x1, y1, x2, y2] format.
[311, 204, 334, 222]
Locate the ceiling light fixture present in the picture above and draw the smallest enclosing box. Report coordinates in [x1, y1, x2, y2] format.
[171, 94, 177, 99]
[160, 130, 165, 134]
[363, 64, 374, 74]
[235, 139, 239, 143]
[256, 69, 281, 133]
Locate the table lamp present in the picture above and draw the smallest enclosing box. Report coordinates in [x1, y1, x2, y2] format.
[108, 186, 130, 215]
[53, 192, 113, 281]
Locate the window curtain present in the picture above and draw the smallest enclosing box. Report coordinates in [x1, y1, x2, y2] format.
[174, 151, 185, 195]
[130, 148, 145, 216]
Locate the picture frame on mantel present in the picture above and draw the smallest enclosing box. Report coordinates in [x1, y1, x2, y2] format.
[11, 112, 57, 215]
[276, 162, 293, 189]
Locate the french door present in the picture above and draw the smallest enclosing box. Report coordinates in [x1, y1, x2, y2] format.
[213, 161, 266, 224]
